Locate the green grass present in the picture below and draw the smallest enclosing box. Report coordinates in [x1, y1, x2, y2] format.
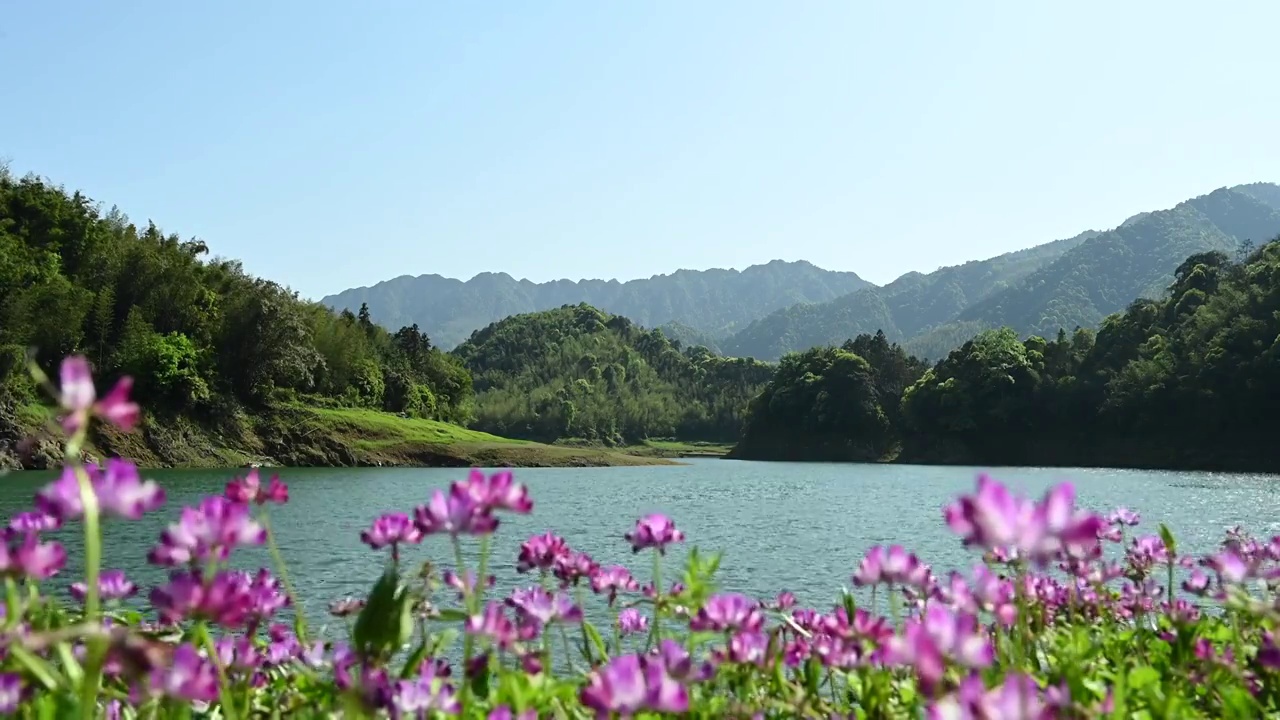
[305, 407, 533, 449]
[295, 406, 676, 468]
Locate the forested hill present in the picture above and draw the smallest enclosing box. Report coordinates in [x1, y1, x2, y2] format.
[735, 238, 1280, 473]
[451, 304, 774, 444]
[722, 183, 1280, 361]
[0, 170, 476, 465]
[323, 260, 873, 349]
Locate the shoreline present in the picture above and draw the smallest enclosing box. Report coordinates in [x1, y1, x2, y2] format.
[0, 402, 685, 472]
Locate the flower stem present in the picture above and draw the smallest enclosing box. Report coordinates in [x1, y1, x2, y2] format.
[651, 551, 662, 646]
[73, 462, 105, 720]
[261, 511, 308, 642]
[452, 535, 475, 711]
[195, 622, 240, 720]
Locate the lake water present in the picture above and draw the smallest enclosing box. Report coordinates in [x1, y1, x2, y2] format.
[3, 459, 1279, 625]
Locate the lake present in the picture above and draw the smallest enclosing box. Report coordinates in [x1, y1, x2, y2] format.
[4, 459, 1279, 626]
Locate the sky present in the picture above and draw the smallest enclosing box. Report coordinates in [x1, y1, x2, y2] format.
[2, 1, 1279, 300]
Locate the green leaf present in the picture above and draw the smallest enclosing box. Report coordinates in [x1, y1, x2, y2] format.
[583, 621, 610, 659]
[1128, 664, 1160, 690]
[434, 608, 471, 623]
[352, 565, 413, 659]
[399, 640, 431, 679]
[1159, 523, 1178, 556]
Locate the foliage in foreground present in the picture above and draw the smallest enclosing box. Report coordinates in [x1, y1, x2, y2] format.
[6, 357, 1280, 718]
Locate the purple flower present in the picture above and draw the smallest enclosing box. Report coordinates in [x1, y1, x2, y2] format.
[148, 495, 265, 567]
[388, 662, 459, 716]
[617, 608, 648, 636]
[689, 593, 764, 633]
[580, 654, 689, 718]
[1108, 507, 1141, 526]
[649, 639, 714, 683]
[719, 630, 769, 666]
[590, 565, 639, 605]
[1, 533, 66, 580]
[213, 635, 263, 672]
[225, 469, 288, 506]
[0, 673, 21, 713]
[443, 569, 495, 600]
[943, 475, 1103, 564]
[413, 489, 497, 536]
[95, 460, 166, 519]
[1259, 632, 1280, 670]
[5, 511, 61, 538]
[451, 469, 533, 514]
[1206, 550, 1252, 584]
[329, 597, 366, 617]
[36, 460, 164, 521]
[71, 569, 137, 603]
[360, 513, 423, 552]
[150, 569, 285, 628]
[1182, 569, 1211, 596]
[625, 514, 685, 554]
[506, 587, 583, 626]
[853, 545, 933, 589]
[465, 602, 523, 649]
[144, 643, 219, 702]
[554, 550, 599, 587]
[885, 606, 992, 694]
[516, 532, 570, 573]
[1126, 535, 1171, 574]
[58, 356, 141, 434]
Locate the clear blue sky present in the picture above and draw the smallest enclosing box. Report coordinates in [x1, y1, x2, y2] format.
[3, 1, 1278, 300]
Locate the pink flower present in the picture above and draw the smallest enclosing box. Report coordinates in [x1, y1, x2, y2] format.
[590, 565, 640, 606]
[225, 469, 288, 505]
[885, 606, 992, 694]
[516, 533, 570, 573]
[451, 469, 532, 514]
[625, 514, 685, 554]
[506, 587, 583, 627]
[853, 545, 933, 589]
[148, 495, 265, 567]
[617, 608, 648, 636]
[443, 569, 495, 600]
[71, 569, 136, 602]
[943, 475, 1102, 564]
[580, 654, 688, 718]
[0, 533, 66, 580]
[360, 513, 423, 552]
[36, 460, 164, 521]
[414, 489, 497, 537]
[553, 550, 599, 587]
[689, 593, 764, 633]
[465, 602, 522, 649]
[58, 356, 140, 434]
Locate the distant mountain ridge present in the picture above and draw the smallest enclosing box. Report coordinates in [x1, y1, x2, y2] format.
[722, 183, 1280, 360]
[323, 260, 872, 349]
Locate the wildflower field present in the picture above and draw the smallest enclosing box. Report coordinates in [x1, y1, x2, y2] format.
[3, 356, 1280, 718]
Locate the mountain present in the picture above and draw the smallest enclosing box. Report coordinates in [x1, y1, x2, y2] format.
[722, 183, 1280, 361]
[721, 231, 1097, 360]
[451, 304, 774, 444]
[322, 260, 873, 350]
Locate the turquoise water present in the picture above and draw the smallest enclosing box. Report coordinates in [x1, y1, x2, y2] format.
[4, 460, 1279, 623]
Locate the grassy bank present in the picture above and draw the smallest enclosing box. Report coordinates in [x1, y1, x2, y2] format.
[298, 407, 677, 468]
[549, 437, 733, 459]
[0, 401, 678, 470]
